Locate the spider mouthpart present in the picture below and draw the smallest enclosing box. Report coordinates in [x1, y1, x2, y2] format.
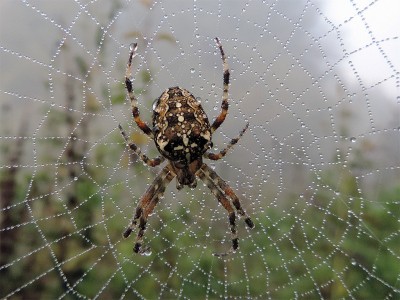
[189, 180, 197, 189]
[176, 181, 184, 190]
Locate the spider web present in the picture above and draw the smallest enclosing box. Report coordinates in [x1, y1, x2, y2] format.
[1, 0, 399, 298]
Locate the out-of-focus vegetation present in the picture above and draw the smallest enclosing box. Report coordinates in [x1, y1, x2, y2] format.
[1, 127, 399, 298]
[1, 1, 399, 299]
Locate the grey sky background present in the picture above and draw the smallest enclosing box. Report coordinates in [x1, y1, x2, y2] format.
[1, 0, 399, 199]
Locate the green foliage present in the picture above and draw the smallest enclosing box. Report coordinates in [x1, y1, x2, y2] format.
[2, 133, 399, 299]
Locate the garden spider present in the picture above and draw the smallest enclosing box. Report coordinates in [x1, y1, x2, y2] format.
[119, 37, 254, 256]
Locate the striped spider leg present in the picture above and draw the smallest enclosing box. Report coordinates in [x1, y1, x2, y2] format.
[123, 165, 175, 255]
[198, 126, 254, 256]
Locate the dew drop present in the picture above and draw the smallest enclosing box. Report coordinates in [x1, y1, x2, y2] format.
[142, 249, 152, 256]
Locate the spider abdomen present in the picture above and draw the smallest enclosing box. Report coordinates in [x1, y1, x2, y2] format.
[152, 87, 211, 164]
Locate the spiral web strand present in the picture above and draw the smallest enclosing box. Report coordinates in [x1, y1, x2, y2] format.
[1, 0, 399, 298]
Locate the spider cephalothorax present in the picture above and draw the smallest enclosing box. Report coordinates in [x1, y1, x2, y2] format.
[119, 38, 254, 256]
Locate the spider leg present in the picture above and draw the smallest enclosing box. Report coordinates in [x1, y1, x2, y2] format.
[123, 164, 176, 254]
[119, 124, 165, 167]
[197, 168, 238, 257]
[125, 43, 153, 138]
[204, 122, 249, 161]
[211, 37, 230, 134]
[201, 164, 254, 229]
[122, 166, 171, 238]
[134, 171, 175, 254]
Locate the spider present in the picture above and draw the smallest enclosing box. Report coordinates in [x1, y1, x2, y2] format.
[119, 37, 254, 257]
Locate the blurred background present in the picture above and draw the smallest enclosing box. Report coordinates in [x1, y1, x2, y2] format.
[1, 0, 399, 298]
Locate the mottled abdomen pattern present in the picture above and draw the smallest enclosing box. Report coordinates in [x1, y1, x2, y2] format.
[152, 87, 212, 164]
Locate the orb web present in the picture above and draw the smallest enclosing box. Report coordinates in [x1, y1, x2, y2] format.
[1, 0, 399, 298]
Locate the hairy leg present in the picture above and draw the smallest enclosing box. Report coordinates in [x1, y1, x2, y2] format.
[123, 165, 175, 254]
[201, 164, 254, 229]
[204, 122, 249, 161]
[197, 167, 238, 256]
[119, 124, 164, 167]
[125, 43, 153, 137]
[211, 37, 230, 133]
